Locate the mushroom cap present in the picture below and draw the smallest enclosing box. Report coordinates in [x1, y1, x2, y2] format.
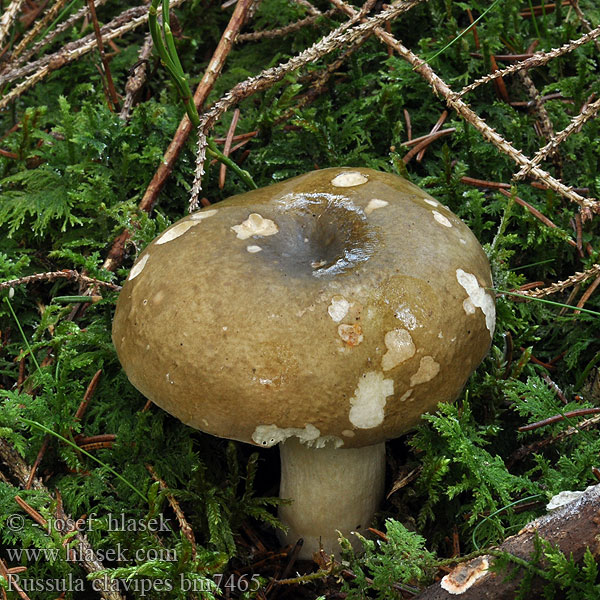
[112, 168, 495, 449]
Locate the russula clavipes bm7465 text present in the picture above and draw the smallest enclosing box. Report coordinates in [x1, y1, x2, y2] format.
[112, 167, 495, 558]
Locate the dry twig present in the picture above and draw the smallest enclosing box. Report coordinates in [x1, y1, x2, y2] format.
[137, 0, 254, 215]
[458, 25, 600, 99]
[0, 1, 186, 110]
[119, 33, 153, 120]
[237, 9, 336, 42]
[0, 270, 121, 291]
[515, 264, 600, 298]
[0, 0, 110, 76]
[0, 0, 27, 50]
[514, 95, 600, 181]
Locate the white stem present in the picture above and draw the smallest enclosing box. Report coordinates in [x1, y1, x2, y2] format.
[278, 439, 385, 559]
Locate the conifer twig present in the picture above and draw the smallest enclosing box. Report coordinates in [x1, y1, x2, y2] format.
[458, 25, 600, 98]
[0, 3, 175, 110]
[146, 464, 197, 558]
[237, 9, 336, 42]
[0, 0, 111, 81]
[515, 264, 600, 298]
[0, 0, 27, 50]
[119, 33, 153, 120]
[10, 0, 70, 61]
[0, 270, 121, 291]
[513, 95, 600, 181]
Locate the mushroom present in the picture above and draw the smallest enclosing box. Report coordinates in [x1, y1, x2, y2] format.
[112, 167, 495, 558]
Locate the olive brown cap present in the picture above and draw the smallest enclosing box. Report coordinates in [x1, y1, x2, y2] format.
[112, 167, 495, 556]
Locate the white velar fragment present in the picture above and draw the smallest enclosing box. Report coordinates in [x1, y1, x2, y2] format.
[156, 220, 201, 245]
[189, 209, 218, 220]
[394, 304, 418, 330]
[330, 171, 369, 187]
[231, 213, 279, 240]
[364, 199, 389, 214]
[246, 245, 262, 253]
[328, 296, 350, 322]
[423, 198, 438, 207]
[128, 254, 150, 280]
[381, 328, 416, 371]
[432, 210, 452, 227]
[456, 268, 496, 336]
[348, 372, 394, 429]
[410, 356, 440, 386]
[252, 424, 342, 448]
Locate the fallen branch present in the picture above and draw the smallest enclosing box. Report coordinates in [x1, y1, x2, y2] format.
[415, 483, 600, 599]
[458, 25, 600, 99]
[0, 1, 185, 110]
[0, 0, 27, 50]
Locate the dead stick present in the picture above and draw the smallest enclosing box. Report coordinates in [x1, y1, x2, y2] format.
[519, 407, 600, 431]
[415, 483, 600, 599]
[86, 0, 120, 110]
[0, 270, 120, 291]
[219, 108, 240, 189]
[74, 369, 103, 421]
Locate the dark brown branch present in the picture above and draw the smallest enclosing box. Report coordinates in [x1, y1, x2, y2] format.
[415, 484, 600, 599]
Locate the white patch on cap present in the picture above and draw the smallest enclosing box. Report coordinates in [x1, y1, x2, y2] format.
[432, 210, 452, 227]
[232, 213, 279, 240]
[364, 199, 389, 214]
[338, 323, 363, 346]
[156, 220, 201, 244]
[342, 429, 355, 437]
[399, 389, 413, 402]
[381, 329, 416, 371]
[128, 254, 150, 280]
[456, 269, 496, 336]
[440, 556, 490, 594]
[331, 171, 368, 187]
[189, 209, 218, 220]
[252, 424, 342, 448]
[246, 245, 262, 253]
[328, 296, 350, 322]
[460, 238, 467, 245]
[394, 304, 418, 330]
[410, 356, 440, 386]
[423, 198, 438, 207]
[463, 298, 476, 314]
[348, 372, 394, 429]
